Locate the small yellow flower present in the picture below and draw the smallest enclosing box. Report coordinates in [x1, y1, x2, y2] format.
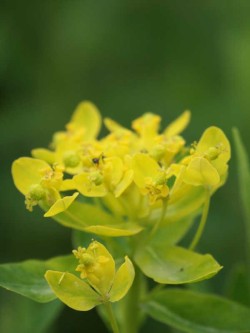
[182, 127, 231, 189]
[73, 241, 115, 295]
[132, 153, 169, 204]
[45, 241, 135, 310]
[12, 157, 78, 216]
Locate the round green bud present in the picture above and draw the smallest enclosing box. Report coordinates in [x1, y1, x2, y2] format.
[81, 253, 95, 267]
[29, 184, 46, 201]
[63, 151, 81, 168]
[89, 171, 103, 186]
[206, 147, 220, 160]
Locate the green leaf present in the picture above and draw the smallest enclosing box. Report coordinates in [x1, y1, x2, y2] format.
[225, 263, 250, 307]
[0, 255, 76, 303]
[135, 245, 222, 284]
[142, 288, 250, 332]
[0, 290, 63, 333]
[45, 271, 100, 311]
[46, 200, 143, 237]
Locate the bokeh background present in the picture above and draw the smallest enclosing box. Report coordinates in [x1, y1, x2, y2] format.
[1, 1, 250, 332]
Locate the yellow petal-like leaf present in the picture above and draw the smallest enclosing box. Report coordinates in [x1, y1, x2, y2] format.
[74, 173, 107, 197]
[109, 256, 135, 302]
[83, 223, 143, 237]
[197, 126, 231, 176]
[45, 271, 100, 311]
[132, 113, 161, 139]
[114, 169, 134, 197]
[183, 157, 220, 187]
[132, 154, 160, 188]
[104, 117, 126, 132]
[165, 185, 206, 224]
[103, 157, 124, 188]
[70, 101, 101, 140]
[164, 110, 191, 138]
[12, 157, 50, 195]
[31, 148, 56, 164]
[44, 192, 79, 217]
[60, 179, 77, 191]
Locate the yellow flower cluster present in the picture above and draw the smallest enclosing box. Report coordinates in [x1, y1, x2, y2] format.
[12, 101, 230, 230]
[11, 101, 231, 317]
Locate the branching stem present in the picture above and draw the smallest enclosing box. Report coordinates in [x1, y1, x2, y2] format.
[150, 198, 168, 237]
[189, 190, 210, 251]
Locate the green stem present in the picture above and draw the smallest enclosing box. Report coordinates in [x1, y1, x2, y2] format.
[104, 302, 120, 333]
[189, 190, 210, 251]
[150, 198, 168, 237]
[120, 267, 145, 333]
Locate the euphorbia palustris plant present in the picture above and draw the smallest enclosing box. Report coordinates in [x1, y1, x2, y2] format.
[3, 102, 250, 333]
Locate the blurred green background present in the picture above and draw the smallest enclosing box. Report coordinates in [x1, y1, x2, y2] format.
[1, 1, 250, 332]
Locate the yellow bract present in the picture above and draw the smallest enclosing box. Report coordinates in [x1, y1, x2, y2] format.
[44, 192, 79, 217]
[132, 113, 161, 149]
[183, 157, 220, 187]
[164, 110, 191, 138]
[196, 126, 231, 177]
[132, 153, 169, 204]
[182, 126, 230, 190]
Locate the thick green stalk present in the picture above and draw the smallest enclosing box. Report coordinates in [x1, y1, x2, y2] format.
[105, 302, 120, 333]
[120, 267, 146, 333]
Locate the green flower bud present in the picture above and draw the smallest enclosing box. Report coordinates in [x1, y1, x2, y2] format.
[29, 184, 46, 201]
[89, 171, 103, 186]
[206, 147, 220, 160]
[81, 253, 95, 267]
[63, 151, 81, 168]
